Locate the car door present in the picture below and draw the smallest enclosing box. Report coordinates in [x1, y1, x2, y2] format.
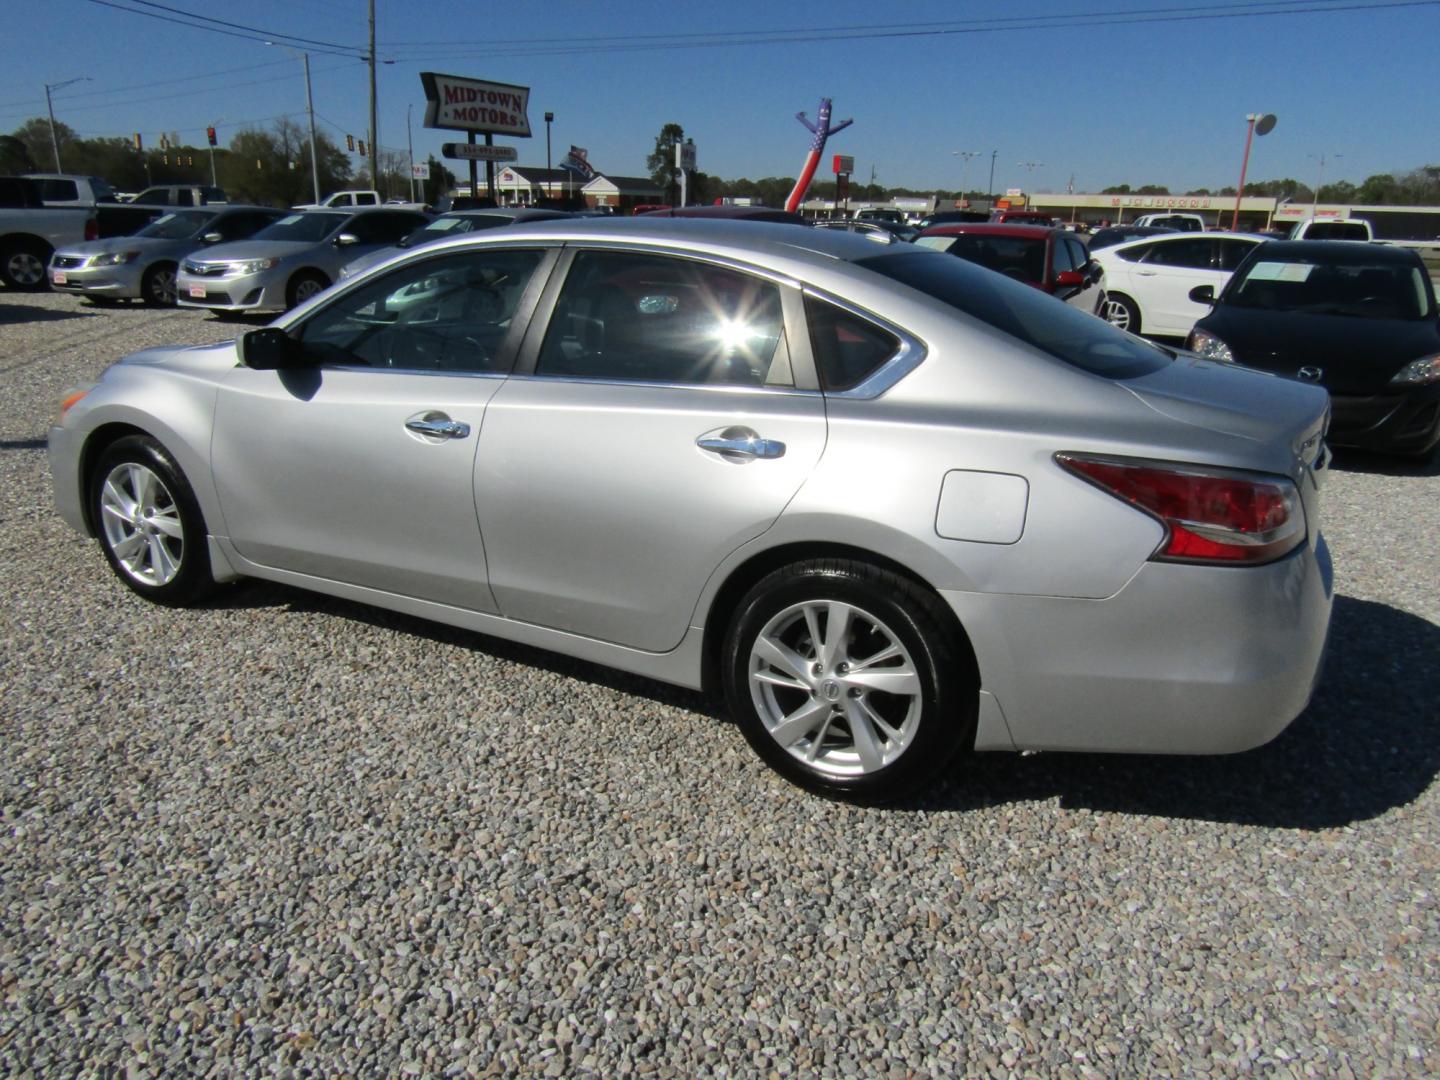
[211, 244, 558, 611]
[474, 247, 828, 652]
[1134, 236, 1226, 335]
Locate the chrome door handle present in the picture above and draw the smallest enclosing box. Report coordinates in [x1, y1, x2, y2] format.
[696, 428, 786, 461]
[405, 418, 471, 439]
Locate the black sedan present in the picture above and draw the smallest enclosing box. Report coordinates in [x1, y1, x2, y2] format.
[1187, 241, 1440, 458]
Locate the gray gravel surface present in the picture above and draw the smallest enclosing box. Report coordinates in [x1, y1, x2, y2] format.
[2, 290, 1437, 1077]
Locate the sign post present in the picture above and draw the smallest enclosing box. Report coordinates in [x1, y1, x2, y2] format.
[421, 72, 532, 203]
[833, 155, 854, 219]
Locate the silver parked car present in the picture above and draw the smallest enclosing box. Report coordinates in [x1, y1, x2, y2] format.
[48, 206, 285, 305]
[339, 207, 574, 281]
[49, 220, 1334, 798]
[175, 207, 429, 313]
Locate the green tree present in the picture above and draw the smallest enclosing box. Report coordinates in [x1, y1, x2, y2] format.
[646, 122, 685, 205]
[0, 134, 34, 173]
[14, 116, 74, 172]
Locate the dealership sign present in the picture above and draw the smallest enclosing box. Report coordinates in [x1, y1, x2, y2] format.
[421, 72, 532, 137]
[1109, 195, 1220, 209]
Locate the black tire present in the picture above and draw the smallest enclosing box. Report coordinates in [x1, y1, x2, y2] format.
[722, 558, 976, 799]
[89, 435, 216, 607]
[1, 239, 52, 291]
[1100, 291, 1141, 334]
[140, 262, 178, 306]
[286, 270, 330, 310]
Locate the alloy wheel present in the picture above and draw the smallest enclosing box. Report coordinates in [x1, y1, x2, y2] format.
[747, 599, 923, 777]
[98, 461, 185, 587]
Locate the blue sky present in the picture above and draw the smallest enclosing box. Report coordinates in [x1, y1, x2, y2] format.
[3, 0, 1437, 195]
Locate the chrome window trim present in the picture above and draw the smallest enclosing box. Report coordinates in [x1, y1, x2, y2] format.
[315, 364, 511, 380]
[505, 371, 823, 397]
[799, 286, 927, 399]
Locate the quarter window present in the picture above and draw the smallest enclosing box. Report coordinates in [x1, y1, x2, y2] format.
[804, 296, 901, 391]
[294, 249, 545, 373]
[536, 251, 789, 387]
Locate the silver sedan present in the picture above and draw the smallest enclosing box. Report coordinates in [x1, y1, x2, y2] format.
[48, 220, 1333, 798]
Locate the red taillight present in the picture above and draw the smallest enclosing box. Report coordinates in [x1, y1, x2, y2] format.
[1056, 453, 1305, 565]
[84, 217, 99, 241]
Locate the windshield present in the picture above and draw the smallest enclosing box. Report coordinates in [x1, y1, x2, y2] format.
[398, 214, 494, 247]
[859, 249, 1172, 379]
[1227, 257, 1434, 320]
[135, 210, 211, 239]
[252, 212, 348, 244]
[915, 234, 1047, 282]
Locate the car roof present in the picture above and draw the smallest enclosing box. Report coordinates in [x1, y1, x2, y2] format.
[920, 223, 1056, 238]
[640, 205, 810, 224]
[1105, 230, 1268, 249]
[358, 216, 908, 269]
[1254, 240, 1419, 264]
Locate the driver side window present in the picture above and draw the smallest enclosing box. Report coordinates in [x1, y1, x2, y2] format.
[294, 249, 544, 373]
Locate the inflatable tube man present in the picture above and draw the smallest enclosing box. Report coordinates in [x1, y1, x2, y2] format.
[784, 99, 853, 213]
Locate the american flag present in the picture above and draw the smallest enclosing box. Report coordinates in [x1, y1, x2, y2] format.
[559, 145, 596, 180]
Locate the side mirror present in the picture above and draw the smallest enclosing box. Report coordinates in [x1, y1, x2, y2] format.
[201, 231, 224, 244]
[1054, 270, 1085, 288]
[238, 327, 304, 370]
[1189, 284, 1216, 304]
[334, 232, 360, 247]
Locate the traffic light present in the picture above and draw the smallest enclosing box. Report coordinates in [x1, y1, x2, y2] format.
[346, 134, 355, 152]
[162, 154, 168, 165]
[133, 133, 142, 151]
[187, 156, 193, 166]
[357, 140, 366, 157]
[207, 126, 217, 147]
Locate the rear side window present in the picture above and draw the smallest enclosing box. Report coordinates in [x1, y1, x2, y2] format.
[858, 250, 1172, 379]
[804, 296, 901, 391]
[35, 178, 79, 202]
[1143, 239, 1214, 269]
[1304, 221, 1369, 240]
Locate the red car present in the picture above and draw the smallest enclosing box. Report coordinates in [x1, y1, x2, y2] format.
[914, 224, 1102, 313]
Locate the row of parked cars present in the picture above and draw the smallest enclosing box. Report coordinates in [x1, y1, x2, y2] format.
[31, 194, 1440, 459]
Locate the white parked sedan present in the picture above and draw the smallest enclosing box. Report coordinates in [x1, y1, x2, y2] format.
[1092, 232, 1268, 337]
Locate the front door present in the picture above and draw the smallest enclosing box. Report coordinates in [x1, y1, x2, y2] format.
[212, 246, 555, 611]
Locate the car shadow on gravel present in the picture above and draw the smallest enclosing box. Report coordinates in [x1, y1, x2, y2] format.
[1328, 446, 1439, 478]
[0, 302, 100, 325]
[908, 594, 1440, 829]
[210, 584, 1436, 829]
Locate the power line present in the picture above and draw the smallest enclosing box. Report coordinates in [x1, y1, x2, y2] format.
[0, 60, 295, 113]
[78, 0, 366, 59]
[378, 0, 1438, 59]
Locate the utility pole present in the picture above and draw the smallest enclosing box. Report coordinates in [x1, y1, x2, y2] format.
[303, 53, 320, 205]
[368, 0, 378, 191]
[987, 150, 998, 204]
[44, 77, 89, 172]
[407, 104, 416, 202]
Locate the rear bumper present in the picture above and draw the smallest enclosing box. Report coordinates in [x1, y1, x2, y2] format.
[942, 536, 1333, 755]
[1327, 385, 1440, 455]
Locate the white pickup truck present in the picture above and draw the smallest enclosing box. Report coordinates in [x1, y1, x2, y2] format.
[0, 176, 99, 290]
[292, 190, 383, 211]
[1288, 216, 1440, 280]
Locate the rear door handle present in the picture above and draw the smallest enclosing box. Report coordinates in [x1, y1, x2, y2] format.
[696, 426, 786, 462]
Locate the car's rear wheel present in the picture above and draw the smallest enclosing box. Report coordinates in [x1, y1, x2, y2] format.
[723, 559, 975, 799]
[286, 270, 330, 309]
[91, 435, 216, 606]
[141, 262, 178, 306]
[1100, 292, 1141, 333]
[1, 240, 51, 291]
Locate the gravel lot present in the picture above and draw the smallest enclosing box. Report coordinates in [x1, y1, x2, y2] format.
[2, 290, 1437, 1077]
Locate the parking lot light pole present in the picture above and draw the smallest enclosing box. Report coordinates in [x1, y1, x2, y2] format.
[1310, 152, 1341, 215]
[1232, 113, 1276, 230]
[987, 150, 997, 204]
[953, 150, 979, 205]
[43, 76, 90, 172]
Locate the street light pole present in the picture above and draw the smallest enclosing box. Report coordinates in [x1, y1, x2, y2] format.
[407, 104, 416, 202]
[1310, 152, 1341, 215]
[952, 150, 979, 205]
[1231, 113, 1276, 230]
[987, 150, 998, 204]
[43, 77, 89, 172]
[302, 52, 321, 205]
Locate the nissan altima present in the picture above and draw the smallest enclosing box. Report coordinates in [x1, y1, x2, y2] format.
[49, 220, 1334, 798]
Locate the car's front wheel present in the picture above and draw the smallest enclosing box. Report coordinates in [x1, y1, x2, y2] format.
[723, 559, 975, 799]
[286, 270, 330, 309]
[90, 435, 216, 606]
[141, 262, 178, 306]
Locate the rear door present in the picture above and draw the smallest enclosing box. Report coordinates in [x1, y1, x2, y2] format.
[1136, 237, 1226, 335]
[474, 246, 828, 652]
